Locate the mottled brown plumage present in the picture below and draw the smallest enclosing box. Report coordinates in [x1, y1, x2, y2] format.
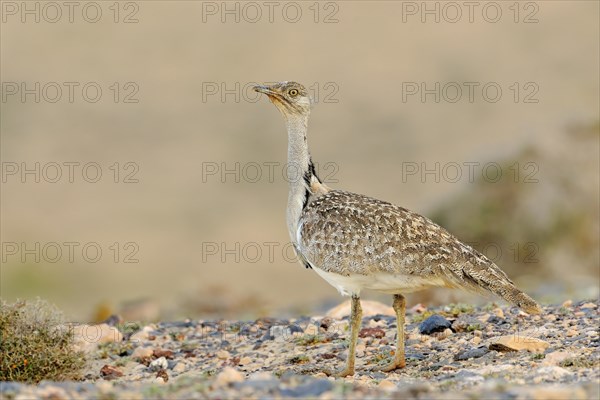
[299, 190, 540, 313]
[254, 81, 541, 377]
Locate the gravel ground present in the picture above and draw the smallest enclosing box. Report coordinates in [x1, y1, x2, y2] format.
[1, 299, 598, 399]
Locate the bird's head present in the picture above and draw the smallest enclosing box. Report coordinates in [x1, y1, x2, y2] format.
[253, 81, 311, 118]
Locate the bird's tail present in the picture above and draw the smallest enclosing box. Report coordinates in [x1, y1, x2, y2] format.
[441, 251, 542, 314]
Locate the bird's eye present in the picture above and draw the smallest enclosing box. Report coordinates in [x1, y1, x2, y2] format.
[288, 89, 299, 96]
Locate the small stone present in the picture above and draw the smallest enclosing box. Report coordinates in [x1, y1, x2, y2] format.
[72, 324, 123, 353]
[581, 302, 596, 309]
[269, 325, 292, 341]
[356, 343, 366, 358]
[419, 315, 451, 335]
[129, 325, 154, 343]
[328, 321, 349, 334]
[359, 327, 386, 339]
[533, 366, 573, 383]
[172, 362, 186, 373]
[367, 319, 386, 328]
[36, 386, 68, 400]
[492, 308, 505, 318]
[238, 356, 252, 365]
[216, 350, 230, 360]
[454, 346, 490, 361]
[542, 351, 571, 366]
[562, 300, 573, 308]
[566, 329, 578, 337]
[100, 365, 123, 380]
[378, 379, 397, 391]
[214, 367, 244, 387]
[149, 357, 168, 371]
[131, 346, 154, 361]
[473, 330, 483, 338]
[155, 369, 169, 383]
[489, 336, 550, 353]
[280, 380, 333, 397]
[409, 303, 427, 313]
[248, 372, 273, 381]
[473, 336, 482, 345]
[153, 349, 174, 359]
[452, 314, 482, 332]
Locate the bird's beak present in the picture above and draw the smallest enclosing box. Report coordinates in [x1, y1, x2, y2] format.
[253, 85, 277, 96]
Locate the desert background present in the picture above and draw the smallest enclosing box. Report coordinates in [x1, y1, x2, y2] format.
[1, 0, 598, 323]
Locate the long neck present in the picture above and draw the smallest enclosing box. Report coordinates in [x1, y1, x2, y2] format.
[285, 114, 318, 242]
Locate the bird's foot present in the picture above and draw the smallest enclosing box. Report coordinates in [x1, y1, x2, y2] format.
[372, 359, 405, 373]
[323, 365, 354, 378]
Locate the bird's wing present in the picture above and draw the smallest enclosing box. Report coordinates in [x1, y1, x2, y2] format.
[298, 190, 541, 313]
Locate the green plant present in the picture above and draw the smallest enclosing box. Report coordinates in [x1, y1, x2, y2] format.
[0, 299, 86, 382]
[295, 334, 328, 346]
[559, 357, 597, 368]
[467, 323, 483, 332]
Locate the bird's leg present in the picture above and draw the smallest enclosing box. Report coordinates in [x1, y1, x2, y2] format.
[324, 295, 362, 377]
[377, 294, 406, 372]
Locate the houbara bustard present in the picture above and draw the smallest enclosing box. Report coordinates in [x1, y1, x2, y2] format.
[253, 81, 541, 377]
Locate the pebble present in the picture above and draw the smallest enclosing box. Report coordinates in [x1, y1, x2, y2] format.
[213, 367, 245, 387]
[36, 386, 68, 400]
[359, 327, 386, 339]
[472, 336, 482, 345]
[269, 325, 292, 341]
[100, 365, 124, 380]
[72, 324, 124, 353]
[454, 346, 490, 361]
[378, 379, 397, 391]
[238, 356, 252, 365]
[419, 315, 452, 335]
[280, 379, 333, 397]
[533, 366, 573, 383]
[149, 357, 168, 371]
[131, 346, 154, 361]
[216, 350, 230, 360]
[355, 343, 366, 358]
[129, 326, 154, 343]
[542, 351, 571, 366]
[172, 362, 187, 373]
[489, 336, 550, 353]
[562, 300, 573, 307]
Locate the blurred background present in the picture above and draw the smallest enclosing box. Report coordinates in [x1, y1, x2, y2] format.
[1, 1, 598, 322]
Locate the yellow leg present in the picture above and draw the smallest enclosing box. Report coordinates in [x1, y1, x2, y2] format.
[378, 294, 406, 372]
[325, 295, 362, 377]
